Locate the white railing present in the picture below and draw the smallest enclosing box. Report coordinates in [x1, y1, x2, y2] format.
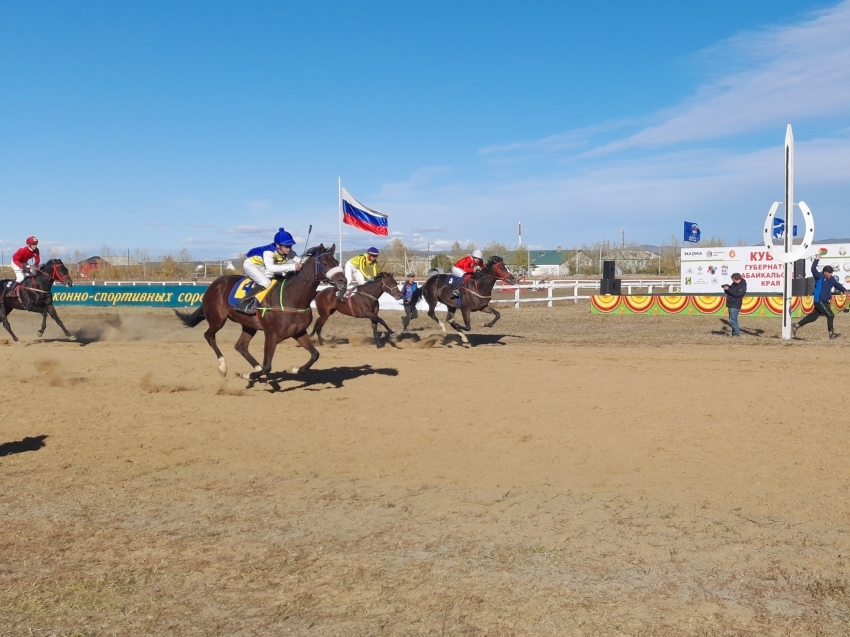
[492, 279, 681, 309]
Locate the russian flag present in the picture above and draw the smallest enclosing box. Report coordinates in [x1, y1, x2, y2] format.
[341, 188, 388, 236]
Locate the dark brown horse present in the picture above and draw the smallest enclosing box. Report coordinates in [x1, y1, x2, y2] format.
[1, 259, 75, 342]
[174, 244, 346, 379]
[310, 272, 403, 348]
[409, 256, 517, 344]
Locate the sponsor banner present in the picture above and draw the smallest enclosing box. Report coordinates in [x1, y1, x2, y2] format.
[50, 284, 442, 311]
[589, 295, 848, 317]
[51, 285, 209, 307]
[680, 244, 850, 294]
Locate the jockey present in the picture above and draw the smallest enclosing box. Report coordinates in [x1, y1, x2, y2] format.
[449, 249, 484, 298]
[236, 228, 302, 315]
[10, 236, 40, 285]
[339, 247, 379, 301]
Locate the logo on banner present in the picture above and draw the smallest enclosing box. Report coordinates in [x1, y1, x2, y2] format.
[706, 250, 713, 258]
[840, 247, 847, 255]
[729, 250, 737, 258]
[707, 265, 717, 274]
[685, 277, 692, 285]
[721, 265, 729, 275]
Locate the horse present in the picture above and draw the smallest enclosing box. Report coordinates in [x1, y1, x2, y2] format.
[409, 256, 517, 344]
[174, 244, 346, 380]
[0, 259, 75, 343]
[310, 272, 403, 348]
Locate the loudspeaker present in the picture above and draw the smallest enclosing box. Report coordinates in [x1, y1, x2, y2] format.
[600, 279, 621, 295]
[793, 259, 806, 279]
[602, 260, 616, 280]
[792, 277, 816, 296]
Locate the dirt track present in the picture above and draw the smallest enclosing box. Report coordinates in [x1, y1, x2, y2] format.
[2, 304, 850, 636]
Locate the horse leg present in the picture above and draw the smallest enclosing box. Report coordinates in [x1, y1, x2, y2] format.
[293, 330, 320, 374]
[37, 311, 48, 337]
[234, 326, 262, 377]
[450, 307, 472, 345]
[480, 304, 501, 328]
[310, 306, 334, 346]
[425, 295, 445, 334]
[370, 318, 383, 348]
[249, 329, 280, 380]
[45, 303, 75, 340]
[203, 310, 229, 376]
[0, 306, 18, 343]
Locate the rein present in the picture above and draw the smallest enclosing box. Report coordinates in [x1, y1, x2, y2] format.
[256, 250, 341, 316]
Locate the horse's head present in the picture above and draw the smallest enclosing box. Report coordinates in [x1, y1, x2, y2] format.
[485, 256, 517, 284]
[40, 259, 73, 287]
[378, 272, 403, 300]
[302, 243, 346, 291]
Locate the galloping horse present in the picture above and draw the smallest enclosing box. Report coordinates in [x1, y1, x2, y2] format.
[174, 244, 346, 379]
[1, 259, 75, 342]
[311, 272, 403, 348]
[410, 256, 517, 344]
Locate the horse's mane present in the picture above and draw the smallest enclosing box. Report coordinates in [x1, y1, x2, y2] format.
[486, 255, 504, 268]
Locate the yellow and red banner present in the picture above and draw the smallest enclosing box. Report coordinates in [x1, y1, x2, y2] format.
[590, 295, 847, 317]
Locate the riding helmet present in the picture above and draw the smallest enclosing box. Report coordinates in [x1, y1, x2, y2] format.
[273, 228, 296, 246]
[367, 247, 380, 255]
[27, 236, 39, 246]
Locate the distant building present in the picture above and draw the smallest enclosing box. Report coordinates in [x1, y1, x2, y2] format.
[528, 250, 568, 277]
[77, 255, 139, 278]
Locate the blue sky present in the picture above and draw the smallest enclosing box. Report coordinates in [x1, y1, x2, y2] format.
[1, 0, 849, 259]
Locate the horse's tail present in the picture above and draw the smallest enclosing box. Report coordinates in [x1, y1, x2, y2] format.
[174, 306, 206, 328]
[409, 286, 425, 307]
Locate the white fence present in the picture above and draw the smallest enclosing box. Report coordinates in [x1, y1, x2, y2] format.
[492, 279, 681, 309]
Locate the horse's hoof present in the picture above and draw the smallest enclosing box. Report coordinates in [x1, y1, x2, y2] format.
[68, 335, 77, 341]
[290, 366, 300, 374]
[241, 372, 255, 381]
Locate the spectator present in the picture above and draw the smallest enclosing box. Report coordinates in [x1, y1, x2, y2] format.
[722, 273, 747, 337]
[400, 272, 418, 331]
[792, 258, 847, 339]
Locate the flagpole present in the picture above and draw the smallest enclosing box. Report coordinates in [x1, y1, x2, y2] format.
[338, 176, 343, 263]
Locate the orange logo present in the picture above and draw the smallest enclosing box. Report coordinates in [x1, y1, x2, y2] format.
[729, 250, 736, 258]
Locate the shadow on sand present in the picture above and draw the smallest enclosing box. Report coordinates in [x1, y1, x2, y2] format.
[0, 435, 48, 458]
[712, 318, 765, 338]
[247, 365, 398, 393]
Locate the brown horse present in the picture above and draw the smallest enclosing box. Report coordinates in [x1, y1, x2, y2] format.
[174, 244, 346, 379]
[1, 259, 75, 342]
[311, 272, 403, 348]
[409, 256, 517, 344]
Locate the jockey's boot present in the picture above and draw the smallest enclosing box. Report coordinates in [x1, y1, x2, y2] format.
[336, 287, 348, 303]
[450, 277, 463, 299]
[235, 285, 265, 315]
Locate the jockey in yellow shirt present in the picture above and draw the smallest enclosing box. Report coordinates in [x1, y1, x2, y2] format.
[236, 228, 301, 314]
[339, 247, 379, 301]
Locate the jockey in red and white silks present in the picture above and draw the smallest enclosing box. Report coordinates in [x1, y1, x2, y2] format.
[12, 236, 40, 282]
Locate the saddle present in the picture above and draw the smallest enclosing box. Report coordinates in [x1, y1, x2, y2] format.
[227, 277, 274, 308]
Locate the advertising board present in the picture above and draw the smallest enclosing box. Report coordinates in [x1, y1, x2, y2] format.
[51, 285, 208, 307]
[680, 244, 850, 294]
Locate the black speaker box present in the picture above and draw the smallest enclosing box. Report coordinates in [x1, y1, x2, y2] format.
[793, 259, 806, 279]
[792, 277, 816, 296]
[600, 279, 621, 295]
[602, 260, 616, 280]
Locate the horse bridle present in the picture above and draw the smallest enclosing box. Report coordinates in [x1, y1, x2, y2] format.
[300, 250, 344, 284]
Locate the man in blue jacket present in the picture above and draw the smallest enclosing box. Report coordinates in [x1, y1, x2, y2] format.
[792, 258, 847, 339]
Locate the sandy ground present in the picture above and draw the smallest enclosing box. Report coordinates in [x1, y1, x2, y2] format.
[2, 302, 850, 636]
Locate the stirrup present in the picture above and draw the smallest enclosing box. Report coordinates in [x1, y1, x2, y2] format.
[235, 298, 257, 315]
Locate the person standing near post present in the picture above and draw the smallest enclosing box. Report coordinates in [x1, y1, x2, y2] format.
[721, 273, 746, 337]
[400, 272, 418, 331]
[792, 257, 847, 339]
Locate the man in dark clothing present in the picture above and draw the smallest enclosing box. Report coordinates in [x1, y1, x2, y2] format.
[721, 273, 746, 337]
[400, 272, 418, 331]
[792, 258, 847, 339]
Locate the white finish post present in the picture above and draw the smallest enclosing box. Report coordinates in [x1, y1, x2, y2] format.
[782, 126, 794, 341]
[574, 282, 578, 304]
[547, 284, 553, 308]
[338, 177, 343, 263]
[514, 287, 520, 309]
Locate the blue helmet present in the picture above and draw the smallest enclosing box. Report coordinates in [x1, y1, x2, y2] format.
[366, 247, 379, 256]
[273, 228, 295, 247]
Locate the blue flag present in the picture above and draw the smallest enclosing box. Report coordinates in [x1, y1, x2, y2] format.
[684, 221, 701, 243]
[772, 218, 798, 240]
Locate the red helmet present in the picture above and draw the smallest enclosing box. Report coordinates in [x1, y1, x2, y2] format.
[26, 236, 38, 246]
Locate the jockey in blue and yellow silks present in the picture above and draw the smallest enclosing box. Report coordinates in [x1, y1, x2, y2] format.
[237, 228, 301, 315]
